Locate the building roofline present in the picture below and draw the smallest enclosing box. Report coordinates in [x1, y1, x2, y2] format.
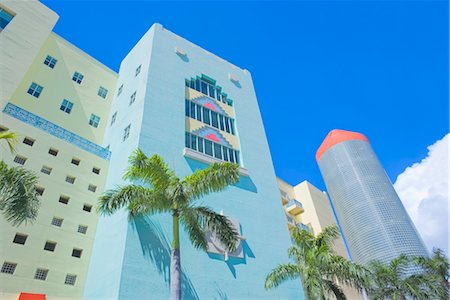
[316, 129, 368, 162]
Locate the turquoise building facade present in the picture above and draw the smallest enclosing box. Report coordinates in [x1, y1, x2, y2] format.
[84, 24, 303, 299]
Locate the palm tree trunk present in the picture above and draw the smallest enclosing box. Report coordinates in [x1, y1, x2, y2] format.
[171, 210, 181, 300]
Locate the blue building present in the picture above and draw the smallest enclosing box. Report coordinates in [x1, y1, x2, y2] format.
[84, 24, 303, 299]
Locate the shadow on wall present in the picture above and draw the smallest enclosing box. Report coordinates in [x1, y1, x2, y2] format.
[132, 217, 199, 300]
[184, 157, 257, 193]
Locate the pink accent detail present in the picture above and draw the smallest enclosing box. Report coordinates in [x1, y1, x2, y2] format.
[204, 102, 217, 111]
[205, 133, 220, 142]
[316, 129, 369, 162]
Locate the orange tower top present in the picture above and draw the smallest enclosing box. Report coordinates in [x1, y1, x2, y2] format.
[316, 129, 368, 162]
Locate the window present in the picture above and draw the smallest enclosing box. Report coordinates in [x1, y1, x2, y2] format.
[135, 65, 141, 77]
[72, 248, 82, 258]
[43, 55, 57, 69]
[214, 143, 222, 159]
[203, 107, 210, 125]
[34, 268, 48, 280]
[123, 124, 131, 141]
[117, 84, 123, 96]
[0, 7, 14, 30]
[92, 167, 100, 175]
[88, 184, 97, 192]
[51, 217, 63, 227]
[65, 274, 77, 285]
[27, 82, 43, 98]
[1, 262, 16, 274]
[78, 225, 88, 234]
[129, 91, 136, 105]
[211, 111, 219, 128]
[23, 137, 35, 146]
[110, 112, 117, 126]
[185, 76, 234, 107]
[40, 165, 52, 175]
[185, 100, 235, 135]
[35, 186, 45, 196]
[60, 99, 74, 114]
[59, 195, 69, 204]
[83, 204, 92, 212]
[13, 155, 27, 165]
[98, 86, 108, 99]
[185, 132, 240, 164]
[65, 176, 75, 184]
[71, 158, 80, 166]
[89, 114, 100, 128]
[44, 241, 56, 252]
[13, 233, 27, 245]
[204, 140, 213, 156]
[48, 148, 58, 156]
[72, 71, 84, 84]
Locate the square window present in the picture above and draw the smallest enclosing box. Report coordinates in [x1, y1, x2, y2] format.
[43, 55, 57, 68]
[72, 71, 84, 84]
[34, 268, 48, 280]
[117, 84, 123, 96]
[129, 91, 136, 106]
[89, 114, 100, 128]
[1, 262, 17, 274]
[92, 167, 100, 175]
[60, 99, 74, 114]
[65, 274, 77, 285]
[110, 112, 117, 126]
[48, 148, 58, 156]
[72, 248, 82, 258]
[27, 82, 43, 98]
[44, 241, 56, 252]
[88, 184, 97, 192]
[71, 158, 80, 166]
[135, 65, 141, 77]
[83, 204, 92, 212]
[51, 217, 63, 227]
[13, 233, 27, 245]
[65, 176, 75, 184]
[59, 195, 69, 204]
[123, 124, 131, 141]
[78, 225, 88, 234]
[35, 186, 45, 196]
[41, 166, 52, 175]
[13, 155, 27, 165]
[98, 86, 108, 99]
[23, 137, 35, 146]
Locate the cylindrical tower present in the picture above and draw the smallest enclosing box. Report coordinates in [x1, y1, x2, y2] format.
[316, 129, 428, 267]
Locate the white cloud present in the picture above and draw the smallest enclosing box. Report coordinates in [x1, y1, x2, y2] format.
[394, 134, 449, 256]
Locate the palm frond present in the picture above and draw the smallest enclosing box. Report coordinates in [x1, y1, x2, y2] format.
[0, 131, 17, 154]
[0, 161, 40, 226]
[180, 207, 208, 251]
[315, 225, 340, 250]
[323, 279, 346, 300]
[182, 162, 239, 201]
[264, 263, 301, 290]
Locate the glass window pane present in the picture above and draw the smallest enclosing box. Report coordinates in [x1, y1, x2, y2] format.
[185, 132, 190, 148]
[201, 81, 207, 94]
[195, 79, 200, 91]
[190, 80, 195, 89]
[211, 112, 218, 128]
[219, 115, 225, 131]
[203, 107, 210, 125]
[204, 140, 213, 156]
[228, 148, 235, 163]
[198, 137, 204, 153]
[196, 105, 202, 121]
[234, 151, 239, 164]
[185, 100, 190, 117]
[214, 143, 222, 159]
[208, 84, 215, 98]
[191, 135, 197, 151]
[190, 102, 196, 119]
[230, 119, 235, 135]
[225, 117, 230, 133]
[223, 146, 229, 161]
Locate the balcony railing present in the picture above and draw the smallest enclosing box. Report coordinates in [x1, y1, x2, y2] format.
[285, 199, 305, 215]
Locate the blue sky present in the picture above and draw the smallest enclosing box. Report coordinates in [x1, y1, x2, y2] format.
[42, 0, 448, 190]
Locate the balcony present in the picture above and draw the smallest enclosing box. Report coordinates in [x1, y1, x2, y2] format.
[285, 199, 304, 215]
[296, 223, 311, 232]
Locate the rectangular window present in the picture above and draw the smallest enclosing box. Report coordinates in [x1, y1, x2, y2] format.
[98, 86, 108, 99]
[185, 100, 190, 117]
[208, 84, 215, 98]
[211, 111, 218, 128]
[40, 166, 52, 175]
[78, 225, 88, 234]
[51, 217, 63, 227]
[65, 176, 75, 184]
[1, 262, 17, 274]
[185, 132, 191, 148]
[88, 184, 97, 193]
[13, 155, 26, 165]
[214, 143, 222, 159]
[197, 137, 204, 153]
[92, 167, 100, 175]
[27, 82, 43, 98]
[118, 84, 123, 96]
[48, 148, 58, 156]
[44, 241, 56, 252]
[89, 114, 100, 128]
[135, 65, 141, 77]
[34, 268, 48, 280]
[71, 158, 80, 166]
[13, 233, 27, 245]
[195, 78, 200, 91]
[224, 117, 230, 133]
[222, 146, 229, 161]
[219, 115, 225, 131]
[59, 195, 69, 204]
[196, 105, 202, 121]
[60, 99, 74, 114]
[110, 112, 117, 126]
[123, 124, 131, 141]
[129, 91, 136, 106]
[23, 137, 35, 146]
[35, 186, 44, 196]
[228, 149, 235, 163]
[230, 119, 235, 135]
[190, 102, 196, 119]
[234, 150, 240, 164]
[43, 55, 57, 69]
[203, 107, 210, 125]
[72, 248, 82, 258]
[190, 135, 197, 151]
[83, 204, 92, 212]
[65, 274, 77, 285]
[72, 71, 84, 84]
[204, 140, 213, 156]
[0, 8, 14, 30]
[201, 81, 207, 94]
[189, 79, 195, 89]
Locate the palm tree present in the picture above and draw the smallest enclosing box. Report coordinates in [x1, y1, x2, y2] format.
[0, 130, 40, 226]
[98, 149, 241, 300]
[265, 225, 369, 299]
